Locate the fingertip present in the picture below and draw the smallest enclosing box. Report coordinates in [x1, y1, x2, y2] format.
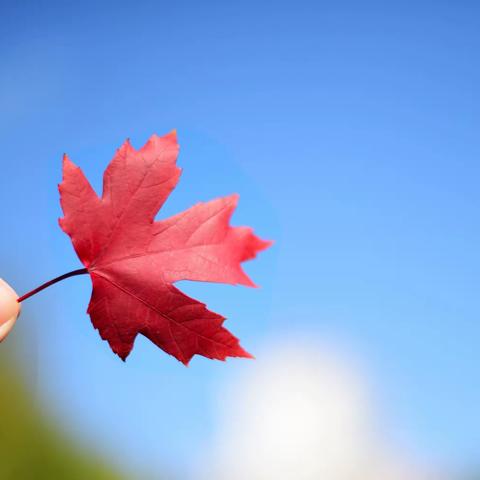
[0, 278, 20, 342]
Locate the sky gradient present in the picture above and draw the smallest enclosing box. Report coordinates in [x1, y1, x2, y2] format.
[1, 1, 479, 477]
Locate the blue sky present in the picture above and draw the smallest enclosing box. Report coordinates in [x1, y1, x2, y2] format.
[1, 1, 479, 477]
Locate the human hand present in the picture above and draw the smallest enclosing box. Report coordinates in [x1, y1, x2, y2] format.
[0, 279, 20, 342]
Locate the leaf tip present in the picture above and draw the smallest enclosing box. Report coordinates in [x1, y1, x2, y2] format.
[237, 346, 255, 360]
[61, 153, 79, 174]
[239, 275, 258, 288]
[62, 153, 70, 167]
[231, 193, 240, 207]
[161, 129, 179, 146]
[260, 238, 274, 251]
[118, 352, 128, 362]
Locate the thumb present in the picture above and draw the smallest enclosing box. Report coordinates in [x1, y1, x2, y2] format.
[0, 279, 20, 342]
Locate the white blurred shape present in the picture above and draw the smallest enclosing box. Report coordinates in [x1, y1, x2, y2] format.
[202, 339, 438, 480]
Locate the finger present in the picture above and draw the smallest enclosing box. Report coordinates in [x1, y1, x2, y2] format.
[0, 278, 20, 342]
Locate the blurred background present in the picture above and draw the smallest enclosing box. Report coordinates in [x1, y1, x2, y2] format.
[1, 1, 479, 478]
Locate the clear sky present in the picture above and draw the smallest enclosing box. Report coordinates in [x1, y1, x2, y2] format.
[1, 1, 479, 477]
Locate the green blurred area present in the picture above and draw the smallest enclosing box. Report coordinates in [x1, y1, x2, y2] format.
[0, 345, 126, 480]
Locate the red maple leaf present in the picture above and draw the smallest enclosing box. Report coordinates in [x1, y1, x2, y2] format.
[58, 131, 271, 364]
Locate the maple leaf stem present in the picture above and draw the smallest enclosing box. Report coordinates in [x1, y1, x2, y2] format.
[17, 268, 89, 303]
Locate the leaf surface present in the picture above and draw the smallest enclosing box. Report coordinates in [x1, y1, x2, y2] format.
[59, 132, 271, 364]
